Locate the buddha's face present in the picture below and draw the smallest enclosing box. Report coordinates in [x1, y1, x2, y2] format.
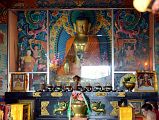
[75, 20, 89, 35]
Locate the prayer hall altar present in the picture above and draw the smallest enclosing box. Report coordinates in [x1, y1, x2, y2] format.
[0, 0, 159, 120]
[5, 92, 158, 120]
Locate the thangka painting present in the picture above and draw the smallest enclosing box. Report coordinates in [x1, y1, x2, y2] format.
[114, 9, 152, 71]
[0, 24, 7, 95]
[154, 16, 159, 66]
[154, 15, 159, 92]
[17, 11, 47, 72]
[49, 10, 112, 83]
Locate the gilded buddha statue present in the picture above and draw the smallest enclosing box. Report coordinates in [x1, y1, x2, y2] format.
[57, 13, 100, 76]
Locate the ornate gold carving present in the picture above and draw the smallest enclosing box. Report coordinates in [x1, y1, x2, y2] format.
[110, 101, 119, 116]
[41, 101, 49, 115]
[33, 92, 41, 97]
[95, 92, 107, 96]
[91, 101, 106, 115]
[51, 92, 63, 97]
[118, 92, 125, 97]
[53, 101, 68, 115]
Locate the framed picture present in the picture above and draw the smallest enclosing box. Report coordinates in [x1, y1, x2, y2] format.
[135, 71, 158, 92]
[128, 99, 144, 115]
[29, 73, 47, 91]
[10, 73, 28, 92]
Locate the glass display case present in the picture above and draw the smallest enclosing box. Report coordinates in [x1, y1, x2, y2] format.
[8, 9, 153, 92]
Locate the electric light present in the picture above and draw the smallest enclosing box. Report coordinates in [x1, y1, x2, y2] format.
[144, 62, 148, 66]
[133, 0, 151, 12]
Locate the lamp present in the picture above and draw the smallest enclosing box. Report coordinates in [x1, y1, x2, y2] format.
[133, 0, 151, 12]
[133, 0, 159, 13]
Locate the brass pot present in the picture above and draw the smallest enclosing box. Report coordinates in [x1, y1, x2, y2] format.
[71, 102, 87, 117]
[123, 82, 135, 92]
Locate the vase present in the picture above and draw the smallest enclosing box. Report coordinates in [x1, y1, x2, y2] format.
[123, 82, 135, 92]
[71, 101, 87, 117]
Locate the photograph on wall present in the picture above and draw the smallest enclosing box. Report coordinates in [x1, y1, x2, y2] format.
[29, 73, 47, 91]
[10, 73, 28, 92]
[135, 71, 158, 92]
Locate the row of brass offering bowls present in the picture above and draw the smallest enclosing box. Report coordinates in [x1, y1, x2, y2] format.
[36, 85, 113, 92]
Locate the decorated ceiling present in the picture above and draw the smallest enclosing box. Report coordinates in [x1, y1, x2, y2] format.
[1, 0, 133, 9]
[0, 0, 159, 22]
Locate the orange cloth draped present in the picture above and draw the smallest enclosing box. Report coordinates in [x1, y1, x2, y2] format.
[119, 107, 134, 120]
[57, 36, 100, 75]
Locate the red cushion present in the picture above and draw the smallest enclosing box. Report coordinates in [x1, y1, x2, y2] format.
[135, 116, 143, 120]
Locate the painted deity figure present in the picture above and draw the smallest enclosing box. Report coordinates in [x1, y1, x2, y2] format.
[21, 50, 35, 72]
[141, 74, 152, 87]
[125, 45, 136, 65]
[29, 40, 42, 63]
[14, 78, 23, 91]
[29, 39, 43, 71]
[57, 13, 100, 76]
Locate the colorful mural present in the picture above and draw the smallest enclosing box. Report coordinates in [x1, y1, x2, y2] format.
[15, 9, 154, 91]
[17, 11, 47, 72]
[114, 10, 151, 71]
[0, 8, 7, 24]
[154, 16, 159, 93]
[29, 73, 47, 91]
[0, 24, 7, 95]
